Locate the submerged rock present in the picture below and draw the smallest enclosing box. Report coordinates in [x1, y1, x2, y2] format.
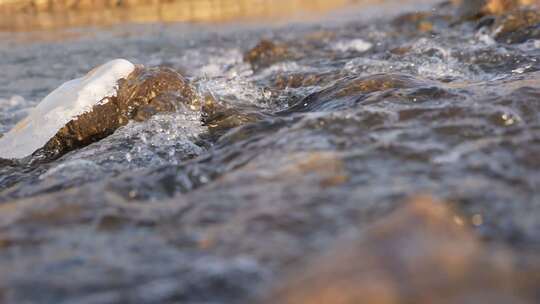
[0, 59, 197, 160]
[392, 11, 452, 34]
[200, 94, 269, 138]
[244, 39, 291, 71]
[282, 74, 434, 113]
[258, 196, 540, 304]
[272, 72, 337, 90]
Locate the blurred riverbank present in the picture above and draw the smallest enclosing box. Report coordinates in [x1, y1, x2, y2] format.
[0, 0, 401, 31]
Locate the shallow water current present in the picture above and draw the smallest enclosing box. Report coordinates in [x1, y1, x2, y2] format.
[0, 1, 540, 303]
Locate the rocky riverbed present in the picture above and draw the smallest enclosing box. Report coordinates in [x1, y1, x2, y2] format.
[1, 0, 540, 303]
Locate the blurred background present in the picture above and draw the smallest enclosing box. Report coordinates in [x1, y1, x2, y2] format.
[0, 0, 436, 31]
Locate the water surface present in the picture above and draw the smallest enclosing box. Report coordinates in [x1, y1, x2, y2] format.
[0, 1, 540, 303]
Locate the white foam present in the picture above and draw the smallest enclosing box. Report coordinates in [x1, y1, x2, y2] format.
[333, 39, 373, 53]
[0, 59, 135, 159]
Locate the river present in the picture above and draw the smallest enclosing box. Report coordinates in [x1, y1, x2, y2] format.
[0, 0, 539, 303]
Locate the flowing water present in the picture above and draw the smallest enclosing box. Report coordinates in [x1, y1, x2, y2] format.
[0, 0, 540, 303]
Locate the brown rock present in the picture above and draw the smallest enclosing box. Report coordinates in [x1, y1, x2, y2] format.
[484, 0, 540, 14]
[244, 39, 291, 71]
[272, 73, 331, 90]
[249, 152, 349, 188]
[39, 66, 197, 159]
[454, 0, 540, 20]
[392, 12, 441, 33]
[332, 74, 424, 98]
[258, 196, 540, 304]
[283, 74, 429, 113]
[492, 9, 540, 43]
[454, 0, 487, 20]
[200, 94, 266, 138]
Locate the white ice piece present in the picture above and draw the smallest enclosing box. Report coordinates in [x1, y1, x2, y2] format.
[0, 58, 135, 159]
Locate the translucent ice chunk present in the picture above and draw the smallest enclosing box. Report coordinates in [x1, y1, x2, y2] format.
[0, 59, 135, 159]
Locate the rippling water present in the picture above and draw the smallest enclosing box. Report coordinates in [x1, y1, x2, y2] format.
[1, 1, 540, 303]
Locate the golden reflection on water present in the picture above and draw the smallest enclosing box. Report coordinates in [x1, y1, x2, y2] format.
[0, 0, 381, 31]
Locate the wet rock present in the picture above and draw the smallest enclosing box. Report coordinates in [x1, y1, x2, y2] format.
[258, 196, 540, 304]
[121, 68, 198, 120]
[0, 61, 197, 161]
[492, 9, 540, 43]
[386, 2, 446, 33]
[275, 152, 349, 188]
[267, 72, 346, 109]
[201, 94, 269, 138]
[454, 0, 539, 20]
[483, 0, 540, 15]
[454, 0, 487, 20]
[244, 39, 292, 71]
[272, 72, 339, 90]
[273, 73, 322, 90]
[389, 46, 413, 55]
[392, 12, 451, 34]
[282, 74, 431, 113]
